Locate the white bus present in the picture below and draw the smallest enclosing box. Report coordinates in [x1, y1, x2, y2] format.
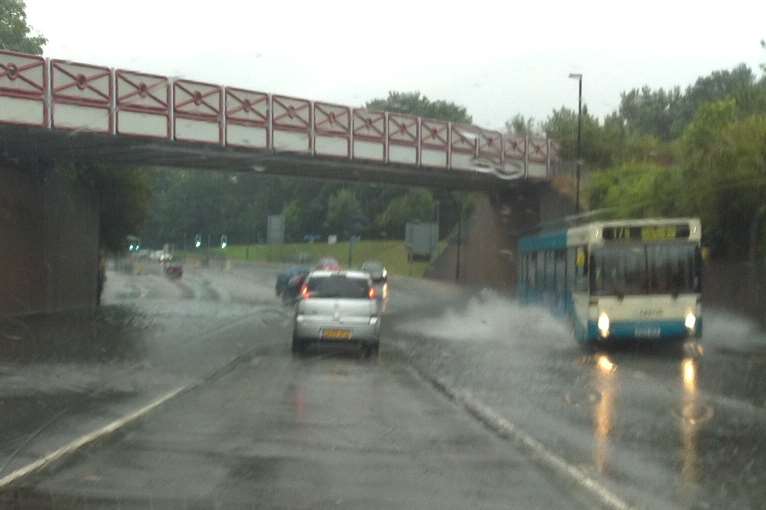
[519, 218, 703, 343]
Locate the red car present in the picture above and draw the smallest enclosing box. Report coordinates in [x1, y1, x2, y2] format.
[164, 263, 183, 279]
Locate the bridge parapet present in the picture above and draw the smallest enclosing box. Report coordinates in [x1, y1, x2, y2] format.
[0, 49, 558, 185]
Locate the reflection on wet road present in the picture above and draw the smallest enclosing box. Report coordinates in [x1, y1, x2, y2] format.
[395, 289, 766, 509]
[679, 357, 699, 490]
[592, 354, 617, 475]
[1, 262, 765, 508]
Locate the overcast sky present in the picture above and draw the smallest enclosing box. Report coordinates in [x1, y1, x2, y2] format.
[25, 0, 766, 130]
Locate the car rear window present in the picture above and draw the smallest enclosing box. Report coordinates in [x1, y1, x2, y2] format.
[306, 275, 369, 299]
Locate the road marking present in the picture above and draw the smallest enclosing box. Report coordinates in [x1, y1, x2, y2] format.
[405, 363, 634, 510]
[0, 385, 186, 489]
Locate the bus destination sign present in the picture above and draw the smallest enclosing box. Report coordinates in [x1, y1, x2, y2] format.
[602, 224, 691, 242]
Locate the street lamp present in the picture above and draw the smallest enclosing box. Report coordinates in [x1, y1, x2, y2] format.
[569, 73, 583, 214]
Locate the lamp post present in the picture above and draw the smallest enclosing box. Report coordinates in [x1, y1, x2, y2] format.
[569, 73, 583, 214]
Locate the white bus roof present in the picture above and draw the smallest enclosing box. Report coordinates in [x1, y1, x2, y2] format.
[568, 217, 701, 246]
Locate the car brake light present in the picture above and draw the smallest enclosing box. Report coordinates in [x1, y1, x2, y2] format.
[368, 287, 377, 299]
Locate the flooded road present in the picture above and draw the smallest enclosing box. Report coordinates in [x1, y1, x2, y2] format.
[1, 261, 765, 508]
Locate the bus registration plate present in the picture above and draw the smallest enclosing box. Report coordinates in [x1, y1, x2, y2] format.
[634, 327, 661, 338]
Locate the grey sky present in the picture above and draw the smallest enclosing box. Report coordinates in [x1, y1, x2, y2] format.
[25, 0, 766, 130]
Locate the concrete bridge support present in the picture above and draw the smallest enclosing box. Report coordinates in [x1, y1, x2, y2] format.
[426, 183, 574, 292]
[0, 164, 99, 317]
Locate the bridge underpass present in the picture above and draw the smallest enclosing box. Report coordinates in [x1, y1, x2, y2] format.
[0, 49, 574, 317]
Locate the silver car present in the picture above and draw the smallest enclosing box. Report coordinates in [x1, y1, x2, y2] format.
[292, 271, 381, 355]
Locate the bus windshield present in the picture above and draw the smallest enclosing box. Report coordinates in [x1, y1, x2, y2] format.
[590, 243, 701, 296]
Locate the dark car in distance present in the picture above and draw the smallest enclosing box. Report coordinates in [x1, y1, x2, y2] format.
[276, 266, 310, 298]
[361, 260, 389, 311]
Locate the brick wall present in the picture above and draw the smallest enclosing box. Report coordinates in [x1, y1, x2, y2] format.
[0, 165, 99, 317]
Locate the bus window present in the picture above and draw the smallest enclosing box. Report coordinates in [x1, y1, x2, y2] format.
[567, 248, 576, 291]
[556, 250, 566, 295]
[590, 243, 699, 296]
[536, 251, 544, 289]
[520, 255, 526, 286]
[646, 243, 700, 294]
[551, 251, 557, 293]
[591, 246, 645, 296]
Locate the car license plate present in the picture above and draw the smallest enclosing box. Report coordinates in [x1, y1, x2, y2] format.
[634, 327, 661, 338]
[322, 328, 352, 341]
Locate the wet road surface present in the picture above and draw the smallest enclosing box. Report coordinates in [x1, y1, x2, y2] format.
[393, 290, 766, 509]
[1, 260, 765, 509]
[6, 345, 593, 509]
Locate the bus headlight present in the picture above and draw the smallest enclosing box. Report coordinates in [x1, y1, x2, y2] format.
[684, 312, 696, 331]
[598, 312, 610, 338]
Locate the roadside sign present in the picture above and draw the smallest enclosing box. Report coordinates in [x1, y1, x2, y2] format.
[405, 222, 439, 260]
[267, 215, 285, 245]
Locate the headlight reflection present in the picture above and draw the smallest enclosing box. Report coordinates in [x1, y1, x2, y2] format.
[593, 354, 617, 474]
[680, 357, 701, 489]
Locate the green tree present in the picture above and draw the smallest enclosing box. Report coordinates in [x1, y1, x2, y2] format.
[376, 189, 435, 237]
[618, 85, 683, 141]
[282, 199, 305, 243]
[366, 91, 472, 124]
[505, 114, 536, 136]
[616, 64, 763, 141]
[0, 0, 46, 54]
[587, 162, 686, 218]
[680, 101, 766, 257]
[543, 106, 615, 169]
[324, 189, 364, 239]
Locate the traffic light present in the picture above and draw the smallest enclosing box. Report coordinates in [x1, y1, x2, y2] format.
[220, 234, 228, 249]
[194, 234, 202, 249]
